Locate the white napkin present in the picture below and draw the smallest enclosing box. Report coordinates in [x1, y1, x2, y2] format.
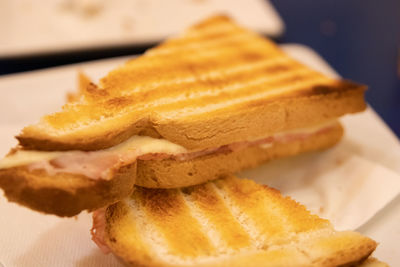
[0, 201, 119, 267]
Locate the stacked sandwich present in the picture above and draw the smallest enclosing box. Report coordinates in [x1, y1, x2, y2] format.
[0, 16, 388, 266]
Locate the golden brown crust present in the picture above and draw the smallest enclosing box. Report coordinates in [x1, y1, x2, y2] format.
[103, 176, 378, 267]
[136, 122, 343, 188]
[105, 202, 160, 267]
[151, 80, 365, 151]
[0, 163, 136, 217]
[304, 231, 377, 267]
[16, 16, 366, 151]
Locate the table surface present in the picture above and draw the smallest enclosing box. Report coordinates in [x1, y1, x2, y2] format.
[0, 0, 283, 58]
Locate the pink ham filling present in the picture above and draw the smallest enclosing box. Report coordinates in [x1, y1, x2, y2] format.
[28, 125, 334, 180]
[91, 208, 111, 254]
[28, 150, 139, 180]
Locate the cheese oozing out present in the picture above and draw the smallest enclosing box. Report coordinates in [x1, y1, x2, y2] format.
[0, 136, 187, 170]
[0, 121, 337, 179]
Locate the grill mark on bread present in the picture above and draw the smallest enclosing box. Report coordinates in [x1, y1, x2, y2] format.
[101, 175, 378, 266]
[44, 68, 323, 128]
[182, 183, 252, 252]
[214, 178, 330, 249]
[127, 196, 182, 264]
[279, 80, 366, 99]
[158, 76, 331, 117]
[105, 61, 309, 110]
[136, 187, 215, 258]
[211, 182, 265, 249]
[100, 41, 284, 96]
[101, 57, 293, 100]
[180, 188, 229, 254]
[105, 97, 133, 109]
[105, 201, 161, 264]
[109, 36, 277, 72]
[50, 67, 341, 129]
[214, 178, 287, 248]
[109, 58, 297, 102]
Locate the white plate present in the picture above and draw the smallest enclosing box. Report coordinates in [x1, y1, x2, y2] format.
[0, 0, 284, 58]
[0, 45, 399, 266]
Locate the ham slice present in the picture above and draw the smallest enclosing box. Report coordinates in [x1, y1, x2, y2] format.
[27, 124, 335, 180]
[28, 151, 139, 180]
[91, 208, 111, 254]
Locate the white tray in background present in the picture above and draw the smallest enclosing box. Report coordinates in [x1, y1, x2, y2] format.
[0, 44, 399, 266]
[0, 0, 283, 58]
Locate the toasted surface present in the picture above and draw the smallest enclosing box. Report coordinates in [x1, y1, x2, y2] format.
[136, 121, 343, 188]
[102, 176, 377, 267]
[17, 15, 366, 151]
[0, 123, 342, 216]
[0, 163, 136, 217]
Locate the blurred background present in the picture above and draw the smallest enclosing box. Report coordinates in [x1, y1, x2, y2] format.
[0, 0, 399, 136]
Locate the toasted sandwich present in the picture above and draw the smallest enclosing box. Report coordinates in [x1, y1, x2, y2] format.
[0, 15, 366, 216]
[92, 175, 381, 267]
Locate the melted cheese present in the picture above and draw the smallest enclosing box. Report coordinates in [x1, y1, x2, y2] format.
[0, 150, 63, 169]
[0, 121, 336, 170]
[0, 136, 187, 169]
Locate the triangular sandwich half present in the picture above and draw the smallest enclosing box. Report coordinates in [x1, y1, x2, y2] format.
[92, 175, 380, 267]
[0, 16, 366, 216]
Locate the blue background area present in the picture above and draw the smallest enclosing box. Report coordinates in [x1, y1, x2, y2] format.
[270, 0, 400, 137]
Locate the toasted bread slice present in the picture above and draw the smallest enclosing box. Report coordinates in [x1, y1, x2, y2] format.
[0, 122, 342, 216]
[95, 175, 377, 267]
[0, 163, 136, 217]
[17, 15, 366, 151]
[136, 121, 343, 188]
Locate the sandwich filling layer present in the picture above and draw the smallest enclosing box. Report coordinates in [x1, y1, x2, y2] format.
[0, 121, 338, 180]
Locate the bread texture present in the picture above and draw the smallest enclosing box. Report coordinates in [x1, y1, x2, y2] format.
[136, 121, 343, 188]
[0, 123, 342, 216]
[17, 15, 366, 152]
[0, 163, 136, 217]
[101, 175, 377, 267]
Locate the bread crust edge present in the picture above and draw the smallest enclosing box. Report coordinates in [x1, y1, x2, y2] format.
[136, 122, 344, 188]
[16, 82, 364, 151]
[0, 163, 137, 217]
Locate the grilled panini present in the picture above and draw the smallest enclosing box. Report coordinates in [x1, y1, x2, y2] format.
[0, 15, 366, 216]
